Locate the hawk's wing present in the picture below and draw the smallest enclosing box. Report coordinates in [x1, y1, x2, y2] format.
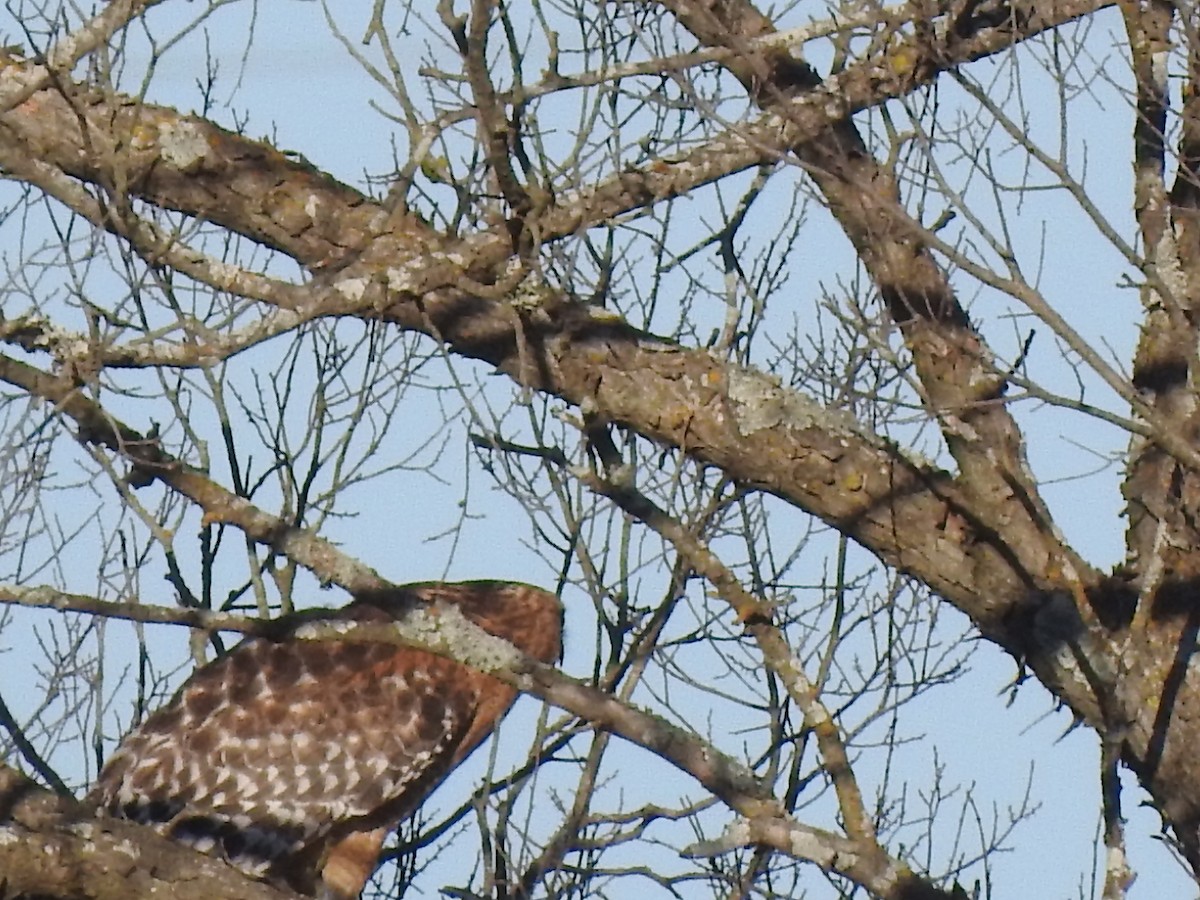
[88, 581, 562, 897]
[89, 633, 482, 877]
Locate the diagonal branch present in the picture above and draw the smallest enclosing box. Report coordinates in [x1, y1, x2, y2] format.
[0, 353, 389, 597]
[653, 0, 1083, 645]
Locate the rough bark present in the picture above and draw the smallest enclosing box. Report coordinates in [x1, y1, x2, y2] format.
[0, 763, 297, 900]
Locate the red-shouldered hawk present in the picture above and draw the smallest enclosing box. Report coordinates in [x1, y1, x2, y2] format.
[87, 581, 563, 899]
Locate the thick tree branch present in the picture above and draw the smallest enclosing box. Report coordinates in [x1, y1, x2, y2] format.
[653, 0, 1095, 678]
[0, 762, 298, 900]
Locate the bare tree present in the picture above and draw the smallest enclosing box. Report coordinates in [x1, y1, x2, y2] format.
[0, 0, 1195, 897]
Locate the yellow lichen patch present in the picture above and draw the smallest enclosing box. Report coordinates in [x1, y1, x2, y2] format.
[0, 46, 28, 67]
[200, 508, 230, 528]
[885, 41, 919, 78]
[127, 122, 159, 153]
[585, 306, 624, 323]
[732, 595, 775, 625]
[582, 345, 609, 365]
[658, 403, 695, 432]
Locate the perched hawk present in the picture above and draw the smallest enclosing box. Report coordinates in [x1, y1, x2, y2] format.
[87, 581, 564, 898]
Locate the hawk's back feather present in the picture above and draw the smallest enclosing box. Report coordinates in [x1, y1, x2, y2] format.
[87, 581, 563, 898]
